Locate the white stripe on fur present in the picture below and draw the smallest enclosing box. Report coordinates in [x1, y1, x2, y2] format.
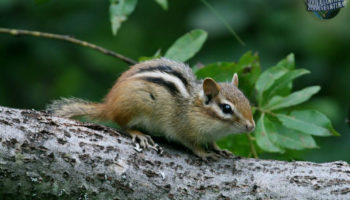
[131, 71, 190, 98]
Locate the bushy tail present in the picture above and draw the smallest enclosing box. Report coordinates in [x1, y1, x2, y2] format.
[46, 97, 105, 119]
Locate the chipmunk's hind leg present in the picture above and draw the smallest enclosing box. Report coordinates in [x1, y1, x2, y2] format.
[128, 129, 162, 153]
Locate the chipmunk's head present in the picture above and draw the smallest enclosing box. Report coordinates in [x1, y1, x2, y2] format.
[201, 73, 255, 135]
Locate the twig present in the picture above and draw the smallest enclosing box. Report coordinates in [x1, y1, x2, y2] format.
[254, 106, 276, 116]
[347, 107, 350, 127]
[200, 0, 246, 46]
[247, 133, 258, 158]
[0, 28, 137, 65]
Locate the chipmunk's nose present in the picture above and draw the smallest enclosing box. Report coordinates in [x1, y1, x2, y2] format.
[245, 120, 255, 132]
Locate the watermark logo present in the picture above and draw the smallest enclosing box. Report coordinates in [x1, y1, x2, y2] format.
[306, 0, 347, 19]
[306, 0, 346, 11]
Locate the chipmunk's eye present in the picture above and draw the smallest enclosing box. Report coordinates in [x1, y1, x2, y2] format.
[220, 104, 233, 114]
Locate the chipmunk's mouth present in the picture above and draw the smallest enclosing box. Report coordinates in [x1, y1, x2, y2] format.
[230, 119, 255, 133]
[244, 120, 255, 132]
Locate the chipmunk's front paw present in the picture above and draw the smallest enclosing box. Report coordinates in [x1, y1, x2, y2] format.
[200, 152, 221, 161]
[193, 149, 221, 161]
[129, 130, 163, 153]
[211, 142, 233, 158]
[132, 134, 158, 151]
[213, 149, 232, 158]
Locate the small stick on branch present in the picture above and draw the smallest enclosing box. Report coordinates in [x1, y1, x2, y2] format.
[247, 133, 258, 158]
[0, 27, 137, 65]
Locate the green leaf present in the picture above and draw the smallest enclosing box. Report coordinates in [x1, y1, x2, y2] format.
[154, 0, 168, 10]
[255, 67, 289, 103]
[216, 134, 252, 157]
[195, 51, 261, 99]
[265, 86, 320, 111]
[164, 29, 207, 62]
[195, 62, 236, 81]
[265, 116, 317, 150]
[255, 53, 295, 104]
[235, 52, 261, 98]
[264, 69, 309, 101]
[276, 110, 340, 136]
[109, 0, 138, 36]
[275, 53, 295, 70]
[254, 114, 284, 153]
[195, 51, 258, 81]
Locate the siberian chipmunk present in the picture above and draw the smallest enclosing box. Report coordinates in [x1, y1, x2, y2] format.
[47, 58, 255, 160]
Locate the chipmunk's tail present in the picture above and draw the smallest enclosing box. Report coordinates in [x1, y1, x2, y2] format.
[46, 97, 105, 120]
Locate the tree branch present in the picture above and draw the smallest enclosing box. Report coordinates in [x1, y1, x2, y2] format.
[0, 28, 137, 65]
[0, 105, 349, 199]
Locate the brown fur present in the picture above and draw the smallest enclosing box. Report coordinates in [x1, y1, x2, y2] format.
[203, 78, 220, 97]
[219, 83, 253, 122]
[47, 58, 255, 160]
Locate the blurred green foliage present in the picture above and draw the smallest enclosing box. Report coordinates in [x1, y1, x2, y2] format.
[196, 51, 338, 157]
[0, 0, 349, 162]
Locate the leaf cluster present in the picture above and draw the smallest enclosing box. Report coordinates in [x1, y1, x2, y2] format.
[155, 29, 339, 158]
[253, 54, 339, 154]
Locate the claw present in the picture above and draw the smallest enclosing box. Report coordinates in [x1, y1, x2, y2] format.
[198, 152, 221, 161]
[128, 130, 162, 153]
[132, 135, 137, 143]
[206, 152, 221, 160]
[215, 149, 232, 158]
[211, 143, 233, 158]
[192, 146, 221, 161]
[134, 143, 142, 152]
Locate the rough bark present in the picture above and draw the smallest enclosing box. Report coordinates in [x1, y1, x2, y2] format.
[0, 106, 349, 200]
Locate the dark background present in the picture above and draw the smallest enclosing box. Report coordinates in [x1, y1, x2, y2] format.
[1, 0, 349, 162]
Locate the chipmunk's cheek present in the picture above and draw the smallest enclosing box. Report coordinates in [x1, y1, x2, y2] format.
[228, 122, 244, 134]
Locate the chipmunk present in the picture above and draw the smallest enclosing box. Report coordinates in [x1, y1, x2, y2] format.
[47, 58, 255, 160]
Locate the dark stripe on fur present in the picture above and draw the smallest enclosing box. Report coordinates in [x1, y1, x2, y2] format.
[141, 77, 179, 95]
[138, 66, 189, 88]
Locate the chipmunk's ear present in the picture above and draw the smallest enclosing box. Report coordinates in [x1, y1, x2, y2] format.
[203, 78, 220, 102]
[232, 73, 239, 87]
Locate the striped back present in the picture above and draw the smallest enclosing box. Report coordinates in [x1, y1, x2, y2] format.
[123, 58, 197, 98]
